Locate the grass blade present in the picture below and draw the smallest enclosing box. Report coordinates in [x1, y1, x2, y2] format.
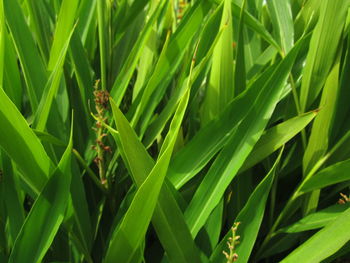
[230, 1, 281, 52]
[33, 25, 76, 131]
[0, 153, 25, 247]
[0, 88, 52, 194]
[202, 0, 234, 124]
[96, 0, 109, 90]
[168, 63, 279, 189]
[0, 1, 22, 108]
[241, 111, 317, 171]
[300, 158, 350, 193]
[280, 203, 350, 234]
[130, 0, 211, 133]
[280, 206, 350, 263]
[104, 91, 190, 263]
[8, 121, 73, 263]
[24, 0, 52, 62]
[267, 0, 294, 54]
[3, 0, 47, 110]
[143, 2, 226, 148]
[210, 149, 283, 263]
[302, 55, 341, 214]
[110, 92, 201, 262]
[109, 1, 166, 106]
[233, 0, 247, 96]
[48, 0, 79, 70]
[184, 39, 303, 237]
[303, 58, 341, 174]
[299, 0, 349, 110]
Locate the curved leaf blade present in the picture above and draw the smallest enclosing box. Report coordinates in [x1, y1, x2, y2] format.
[104, 91, 189, 263]
[300, 158, 350, 193]
[280, 207, 350, 263]
[0, 88, 52, 194]
[210, 149, 283, 263]
[8, 123, 73, 263]
[280, 203, 350, 234]
[109, 93, 201, 263]
[242, 111, 317, 171]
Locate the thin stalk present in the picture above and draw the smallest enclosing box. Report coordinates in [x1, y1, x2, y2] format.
[268, 171, 278, 228]
[289, 74, 307, 149]
[73, 149, 108, 194]
[96, 126, 106, 183]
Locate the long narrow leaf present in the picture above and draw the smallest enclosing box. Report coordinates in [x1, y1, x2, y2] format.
[8, 121, 73, 263]
[184, 39, 304, 237]
[104, 90, 189, 263]
[3, 0, 47, 110]
[210, 149, 283, 263]
[299, 0, 349, 110]
[242, 111, 317, 171]
[280, 206, 350, 263]
[0, 88, 52, 193]
[279, 203, 350, 234]
[109, 92, 201, 263]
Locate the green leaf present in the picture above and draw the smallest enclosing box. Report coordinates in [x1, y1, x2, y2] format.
[48, 0, 79, 70]
[201, 0, 234, 124]
[303, 53, 339, 174]
[109, 1, 166, 106]
[96, 0, 109, 90]
[112, 0, 150, 42]
[1, 4, 22, 108]
[130, 0, 211, 133]
[279, 203, 350, 233]
[109, 100, 201, 260]
[294, 0, 321, 40]
[299, 0, 350, 111]
[142, 2, 226, 148]
[132, 1, 158, 102]
[302, 55, 341, 214]
[68, 30, 95, 130]
[3, 0, 47, 110]
[0, 88, 53, 194]
[280, 206, 350, 263]
[210, 148, 283, 263]
[0, 0, 4, 89]
[1, 153, 25, 247]
[300, 158, 350, 193]
[33, 129, 66, 147]
[267, 0, 294, 54]
[8, 121, 73, 263]
[104, 90, 190, 263]
[202, 199, 224, 254]
[184, 38, 304, 237]
[303, 58, 341, 174]
[24, 0, 52, 62]
[230, 1, 281, 52]
[168, 63, 279, 189]
[69, 159, 93, 251]
[242, 111, 317, 171]
[247, 45, 277, 79]
[33, 24, 76, 131]
[259, 233, 304, 260]
[233, 0, 247, 96]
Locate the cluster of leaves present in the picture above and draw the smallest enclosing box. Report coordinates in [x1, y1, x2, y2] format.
[0, 0, 350, 262]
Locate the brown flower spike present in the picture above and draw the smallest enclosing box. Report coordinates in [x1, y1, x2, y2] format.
[92, 80, 111, 187]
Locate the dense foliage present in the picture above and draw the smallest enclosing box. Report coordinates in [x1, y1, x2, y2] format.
[0, 0, 350, 262]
